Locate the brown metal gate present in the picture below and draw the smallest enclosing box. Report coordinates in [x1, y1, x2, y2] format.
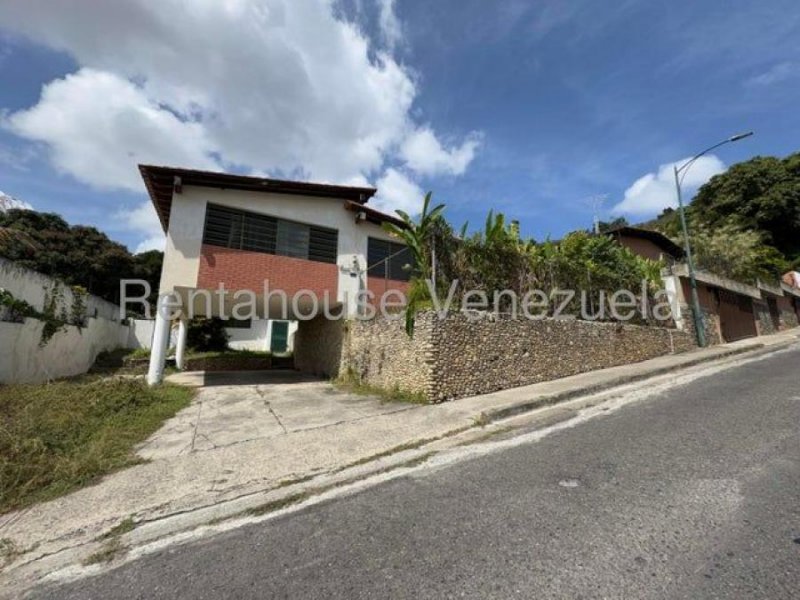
[717, 290, 757, 342]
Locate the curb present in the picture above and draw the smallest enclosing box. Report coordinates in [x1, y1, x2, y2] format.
[483, 341, 783, 423]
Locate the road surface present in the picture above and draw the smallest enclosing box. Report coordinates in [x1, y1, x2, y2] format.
[34, 347, 800, 599]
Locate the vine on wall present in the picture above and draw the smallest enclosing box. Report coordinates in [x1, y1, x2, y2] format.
[0, 282, 90, 347]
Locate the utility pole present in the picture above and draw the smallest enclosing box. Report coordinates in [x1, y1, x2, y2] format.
[672, 131, 753, 347]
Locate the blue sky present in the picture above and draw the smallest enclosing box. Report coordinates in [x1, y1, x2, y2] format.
[0, 0, 798, 253]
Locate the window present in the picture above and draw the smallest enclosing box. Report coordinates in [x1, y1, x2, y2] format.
[367, 238, 413, 281]
[222, 317, 252, 329]
[276, 220, 309, 259]
[203, 204, 337, 264]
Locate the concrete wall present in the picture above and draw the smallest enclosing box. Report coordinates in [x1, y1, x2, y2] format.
[0, 318, 128, 384]
[123, 318, 180, 351]
[0, 257, 122, 320]
[0, 258, 132, 383]
[341, 310, 696, 403]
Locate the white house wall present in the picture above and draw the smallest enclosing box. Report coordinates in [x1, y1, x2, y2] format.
[158, 186, 403, 315]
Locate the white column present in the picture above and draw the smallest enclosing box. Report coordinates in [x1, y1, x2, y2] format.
[175, 317, 188, 371]
[662, 274, 685, 330]
[147, 295, 172, 386]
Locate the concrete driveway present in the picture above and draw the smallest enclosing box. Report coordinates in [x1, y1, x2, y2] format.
[139, 370, 416, 461]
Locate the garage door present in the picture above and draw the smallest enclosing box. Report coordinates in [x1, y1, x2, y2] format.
[717, 290, 757, 342]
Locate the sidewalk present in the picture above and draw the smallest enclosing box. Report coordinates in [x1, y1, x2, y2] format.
[2, 329, 798, 592]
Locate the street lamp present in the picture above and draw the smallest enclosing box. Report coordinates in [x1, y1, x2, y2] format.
[673, 131, 753, 347]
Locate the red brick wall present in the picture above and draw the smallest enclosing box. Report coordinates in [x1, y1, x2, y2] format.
[197, 244, 338, 299]
[367, 276, 410, 302]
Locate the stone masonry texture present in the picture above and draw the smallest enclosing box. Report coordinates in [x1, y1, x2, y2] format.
[339, 310, 697, 403]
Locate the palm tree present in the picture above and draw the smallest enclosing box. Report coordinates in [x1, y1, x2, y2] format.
[382, 192, 445, 334]
[382, 191, 445, 281]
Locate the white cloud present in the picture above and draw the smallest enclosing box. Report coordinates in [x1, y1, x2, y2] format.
[745, 62, 796, 87]
[401, 127, 482, 176]
[134, 236, 166, 254]
[6, 69, 219, 191]
[373, 167, 423, 215]
[0, 0, 479, 220]
[115, 200, 165, 253]
[612, 155, 726, 217]
[377, 0, 403, 51]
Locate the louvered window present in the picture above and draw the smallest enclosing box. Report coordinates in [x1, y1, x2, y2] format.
[202, 204, 337, 264]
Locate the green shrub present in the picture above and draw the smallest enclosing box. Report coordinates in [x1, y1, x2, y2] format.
[187, 317, 230, 352]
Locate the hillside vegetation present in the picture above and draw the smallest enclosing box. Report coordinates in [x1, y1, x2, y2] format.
[644, 152, 800, 281]
[0, 209, 162, 308]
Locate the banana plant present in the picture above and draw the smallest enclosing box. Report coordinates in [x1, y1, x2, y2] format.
[382, 192, 445, 334]
[382, 191, 445, 282]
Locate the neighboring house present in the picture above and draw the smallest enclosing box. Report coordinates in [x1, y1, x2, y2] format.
[603, 226, 684, 263]
[783, 271, 800, 289]
[607, 226, 800, 344]
[139, 165, 412, 383]
[662, 265, 761, 344]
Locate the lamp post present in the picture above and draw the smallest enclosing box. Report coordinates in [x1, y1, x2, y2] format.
[673, 131, 753, 347]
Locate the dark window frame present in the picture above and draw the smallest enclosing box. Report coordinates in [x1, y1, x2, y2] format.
[222, 317, 252, 329]
[202, 204, 338, 265]
[367, 237, 413, 282]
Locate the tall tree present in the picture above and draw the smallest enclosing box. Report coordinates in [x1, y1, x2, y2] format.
[692, 154, 800, 261]
[0, 208, 163, 305]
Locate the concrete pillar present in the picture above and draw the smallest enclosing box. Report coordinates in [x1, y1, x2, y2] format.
[175, 317, 188, 371]
[147, 295, 172, 386]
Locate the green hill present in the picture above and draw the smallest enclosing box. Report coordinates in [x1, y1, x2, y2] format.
[642, 152, 800, 280]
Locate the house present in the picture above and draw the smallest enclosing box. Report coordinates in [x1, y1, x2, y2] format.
[603, 226, 684, 263]
[139, 165, 411, 384]
[606, 226, 800, 344]
[662, 265, 761, 344]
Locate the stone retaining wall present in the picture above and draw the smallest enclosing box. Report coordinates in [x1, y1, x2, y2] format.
[753, 300, 778, 336]
[341, 312, 436, 398]
[342, 310, 696, 403]
[778, 297, 799, 329]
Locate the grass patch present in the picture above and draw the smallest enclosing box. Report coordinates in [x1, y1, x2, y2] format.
[127, 347, 151, 360]
[246, 491, 311, 517]
[0, 538, 22, 569]
[276, 473, 316, 488]
[84, 515, 137, 566]
[471, 411, 491, 428]
[84, 537, 126, 565]
[399, 451, 435, 469]
[0, 377, 193, 514]
[335, 371, 429, 405]
[97, 516, 136, 541]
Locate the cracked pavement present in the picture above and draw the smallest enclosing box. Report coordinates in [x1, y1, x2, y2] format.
[137, 370, 416, 460]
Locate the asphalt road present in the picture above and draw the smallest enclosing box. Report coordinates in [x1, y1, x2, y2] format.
[34, 348, 800, 599]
